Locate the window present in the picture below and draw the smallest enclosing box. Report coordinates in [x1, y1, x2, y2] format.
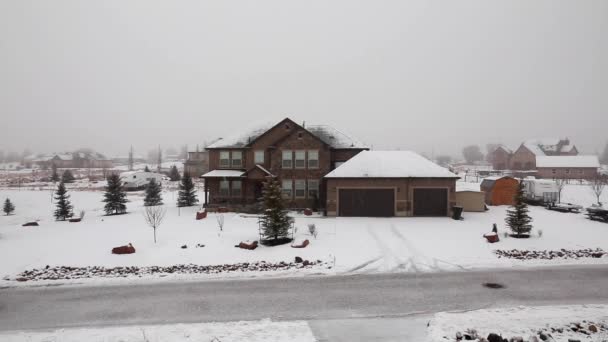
[219, 151, 230, 168]
[282, 179, 292, 198]
[308, 180, 319, 198]
[231, 180, 241, 197]
[295, 180, 306, 198]
[219, 180, 230, 197]
[254, 150, 264, 164]
[282, 150, 293, 168]
[231, 151, 242, 168]
[308, 150, 319, 169]
[295, 150, 306, 169]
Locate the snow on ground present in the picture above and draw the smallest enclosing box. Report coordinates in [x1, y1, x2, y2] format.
[428, 304, 608, 341]
[1, 182, 608, 286]
[0, 319, 316, 342]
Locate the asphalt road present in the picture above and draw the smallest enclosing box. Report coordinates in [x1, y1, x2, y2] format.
[1, 265, 607, 333]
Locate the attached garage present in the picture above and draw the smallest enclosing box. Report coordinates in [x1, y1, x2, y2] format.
[324, 151, 459, 217]
[338, 188, 394, 217]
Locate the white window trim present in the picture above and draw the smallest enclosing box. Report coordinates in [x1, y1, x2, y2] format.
[231, 151, 242, 168]
[219, 151, 230, 168]
[308, 150, 319, 169]
[295, 179, 306, 198]
[282, 150, 293, 169]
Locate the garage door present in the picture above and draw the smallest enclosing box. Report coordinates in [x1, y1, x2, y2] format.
[413, 188, 448, 216]
[338, 189, 394, 217]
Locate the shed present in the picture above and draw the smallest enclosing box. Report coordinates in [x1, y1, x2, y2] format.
[455, 182, 486, 212]
[480, 176, 519, 206]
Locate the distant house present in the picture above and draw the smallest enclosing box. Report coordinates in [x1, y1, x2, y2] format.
[201, 118, 368, 210]
[324, 151, 459, 217]
[184, 150, 209, 177]
[535, 156, 599, 179]
[33, 151, 113, 169]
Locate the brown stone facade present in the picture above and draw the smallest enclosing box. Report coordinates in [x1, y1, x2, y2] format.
[203, 118, 366, 210]
[325, 178, 456, 217]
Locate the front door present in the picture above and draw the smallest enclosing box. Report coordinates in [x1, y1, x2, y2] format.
[254, 181, 264, 201]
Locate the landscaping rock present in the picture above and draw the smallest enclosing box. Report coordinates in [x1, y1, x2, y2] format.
[487, 333, 502, 342]
[294, 256, 303, 263]
[494, 248, 605, 260]
[588, 324, 597, 333]
[236, 241, 258, 250]
[22, 222, 39, 227]
[181, 245, 187, 249]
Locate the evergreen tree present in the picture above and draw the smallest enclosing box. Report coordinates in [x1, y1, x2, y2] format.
[54, 181, 73, 220]
[61, 169, 76, 183]
[259, 178, 291, 243]
[144, 165, 151, 172]
[144, 179, 163, 206]
[3, 198, 15, 215]
[177, 172, 198, 207]
[103, 174, 128, 215]
[51, 164, 60, 182]
[169, 165, 181, 181]
[505, 182, 533, 237]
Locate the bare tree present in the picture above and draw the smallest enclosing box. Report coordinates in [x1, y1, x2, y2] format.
[555, 177, 567, 203]
[589, 174, 607, 206]
[143, 205, 166, 243]
[216, 213, 224, 231]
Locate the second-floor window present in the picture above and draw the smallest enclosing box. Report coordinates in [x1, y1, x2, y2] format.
[254, 150, 264, 164]
[282, 150, 293, 168]
[295, 151, 306, 169]
[219, 180, 230, 197]
[231, 151, 242, 168]
[219, 151, 230, 168]
[308, 150, 319, 169]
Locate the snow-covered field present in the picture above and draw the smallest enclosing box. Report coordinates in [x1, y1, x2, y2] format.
[428, 304, 608, 341]
[0, 319, 316, 342]
[1, 183, 607, 286]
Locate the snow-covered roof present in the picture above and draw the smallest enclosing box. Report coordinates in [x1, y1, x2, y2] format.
[206, 119, 367, 149]
[456, 182, 481, 192]
[202, 170, 245, 178]
[324, 151, 459, 178]
[306, 125, 367, 149]
[522, 138, 575, 156]
[536, 155, 600, 168]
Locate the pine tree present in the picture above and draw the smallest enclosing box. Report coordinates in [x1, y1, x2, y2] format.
[103, 174, 128, 215]
[505, 182, 533, 237]
[144, 179, 163, 206]
[61, 170, 75, 183]
[51, 164, 60, 182]
[169, 165, 181, 181]
[54, 181, 73, 220]
[177, 172, 198, 207]
[259, 178, 291, 243]
[144, 165, 151, 172]
[3, 198, 15, 215]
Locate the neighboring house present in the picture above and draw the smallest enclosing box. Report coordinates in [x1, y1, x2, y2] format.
[535, 155, 600, 179]
[119, 171, 164, 191]
[324, 151, 459, 217]
[201, 118, 368, 210]
[491, 145, 512, 170]
[183, 150, 209, 177]
[32, 151, 113, 169]
[480, 176, 519, 206]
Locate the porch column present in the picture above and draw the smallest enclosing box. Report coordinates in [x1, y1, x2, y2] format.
[203, 178, 208, 207]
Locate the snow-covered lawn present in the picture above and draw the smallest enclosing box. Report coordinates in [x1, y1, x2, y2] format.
[0, 319, 316, 342]
[1, 182, 607, 286]
[428, 304, 608, 341]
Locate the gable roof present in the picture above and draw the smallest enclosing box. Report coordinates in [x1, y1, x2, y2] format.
[324, 151, 458, 178]
[206, 118, 367, 150]
[536, 155, 600, 168]
[521, 138, 575, 156]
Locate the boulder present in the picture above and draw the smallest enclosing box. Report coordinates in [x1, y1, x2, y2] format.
[589, 325, 598, 333]
[112, 243, 136, 255]
[487, 333, 502, 342]
[196, 211, 207, 220]
[22, 222, 39, 227]
[181, 245, 187, 249]
[295, 256, 303, 263]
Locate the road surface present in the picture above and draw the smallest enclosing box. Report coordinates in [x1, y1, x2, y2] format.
[1, 265, 607, 339]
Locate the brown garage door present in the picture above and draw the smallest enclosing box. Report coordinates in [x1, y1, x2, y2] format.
[338, 189, 394, 217]
[413, 188, 448, 216]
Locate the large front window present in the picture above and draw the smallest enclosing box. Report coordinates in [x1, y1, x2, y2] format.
[231, 180, 242, 197]
[282, 150, 293, 169]
[282, 179, 292, 198]
[295, 151, 306, 169]
[219, 151, 230, 168]
[219, 180, 230, 197]
[231, 151, 242, 168]
[308, 180, 319, 198]
[308, 150, 319, 169]
[295, 179, 306, 198]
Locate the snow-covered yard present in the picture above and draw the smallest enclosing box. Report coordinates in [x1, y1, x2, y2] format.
[1, 182, 607, 286]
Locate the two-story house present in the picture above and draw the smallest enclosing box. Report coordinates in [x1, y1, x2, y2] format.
[202, 118, 368, 210]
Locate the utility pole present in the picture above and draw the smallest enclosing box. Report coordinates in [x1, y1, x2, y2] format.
[128, 145, 134, 171]
[157, 145, 162, 174]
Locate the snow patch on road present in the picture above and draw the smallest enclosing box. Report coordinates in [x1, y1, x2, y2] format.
[0, 319, 317, 342]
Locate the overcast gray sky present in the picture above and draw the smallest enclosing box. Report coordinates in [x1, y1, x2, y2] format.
[1, 1, 607, 158]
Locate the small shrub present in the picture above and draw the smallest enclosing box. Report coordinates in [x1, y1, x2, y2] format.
[503, 232, 509, 239]
[308, 223, 317, 239]
[537, 229, 543, 238]
[216, 213, 224, 232]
